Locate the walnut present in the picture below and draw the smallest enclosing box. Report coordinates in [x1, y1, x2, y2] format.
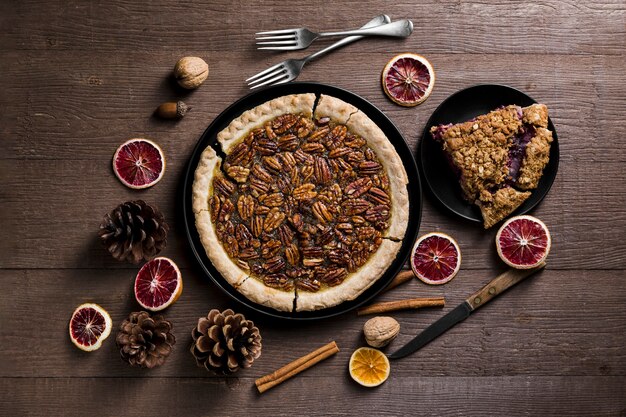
[363, 316, 400, 348]
[173, 57, 208, 89]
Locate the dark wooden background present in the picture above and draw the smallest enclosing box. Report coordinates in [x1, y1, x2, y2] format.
[1, 1, 625, 415]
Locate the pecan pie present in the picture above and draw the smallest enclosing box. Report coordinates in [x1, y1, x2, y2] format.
[192, 94, 409, 312]
[430, 104, 553, 228]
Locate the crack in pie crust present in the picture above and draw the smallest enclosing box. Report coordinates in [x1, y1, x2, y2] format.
[193, 94, 409, 312]
[430, 103, 553, 228]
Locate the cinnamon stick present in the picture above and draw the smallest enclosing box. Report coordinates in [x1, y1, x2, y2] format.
[382, 270, 415, 293]
[255, 341, 339, 394]
[357, 297, 445, 316]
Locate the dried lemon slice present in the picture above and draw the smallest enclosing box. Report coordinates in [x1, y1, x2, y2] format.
[349, 347, 390, 387]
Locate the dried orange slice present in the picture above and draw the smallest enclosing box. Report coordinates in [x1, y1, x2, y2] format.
[382, 53, 435, 107]
[496, 215, 551, 269]
[68, 303, 112, 351]
[134, 257, 183, 311]
[349, 347, 390, 387]
[113, 138, 165, 189]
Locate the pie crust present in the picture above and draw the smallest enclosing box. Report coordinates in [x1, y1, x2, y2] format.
[192, 94, 409, 312]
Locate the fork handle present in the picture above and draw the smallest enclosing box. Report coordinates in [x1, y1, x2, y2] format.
[304, 15, 391, 63]
[319, 19, 413, 38]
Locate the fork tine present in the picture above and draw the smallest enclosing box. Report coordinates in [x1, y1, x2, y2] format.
[255, 29, 297, 36]
[255, 35, 297, 41]
[250, 73, 289, 89]
[257, 46, 303, 51]
[256, 40, 298, 46]
[247, 68, 285, 86]
[245, 62, 283, 82]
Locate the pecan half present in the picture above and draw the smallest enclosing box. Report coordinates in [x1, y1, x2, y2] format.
[345, 177, 373, 198]
[312, 201, 333, 224]
[277, 224, 295, 246]
[301, 246, 323, 258]
[294, 149, 314, 164]
[341, 198, 370, 215]
[251, 215, 264, 237]
[285, 243, 300, 265]
[296, 278, 320, 292]
[254, 138, 279, 155]
[262, 155, 282, 172]
[227, 142, 253, 166]
[259, 192, 284, 207]
[280, 152, 297, 172]
[293, 183, 317, 200]
[272, 114, 299, 134]
[237, 195, 255, 220]
[210, 195, 221, 220]
[218, 198, 234, 222]
[316, 267, 347, 286]
[367, 187, 391, 205]
[302, 258, 324, 267]
[359, 161, 381, 175]
[328, 147, 351, 158]
[239, 247, 259, 260]
[251, 164, 273, 183]
[307, 125, 330, 141]
[235, 224, 253, 248]
[214, 177, 236, 196]
[226, 165, 250, 183]
[277, 134, 298, 151]
[301, 142, 325, 153]
[261, 239, 282, 258]
[314, 156, 332, 184]
[364, 205, 390, 222]
[263, 256, 286, 274]
[263, 273, 293, 290]
[264, 208, 285, 232]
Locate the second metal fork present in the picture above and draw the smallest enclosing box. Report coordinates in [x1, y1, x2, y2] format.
[247, 15, 391, 89]
[256, 19, 413, 51]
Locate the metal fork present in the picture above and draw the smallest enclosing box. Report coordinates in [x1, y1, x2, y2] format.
[256, 18, 412, 51]
[246, 15, 391, 89]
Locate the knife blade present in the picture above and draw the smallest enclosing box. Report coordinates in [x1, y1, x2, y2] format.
[387, 262, 546, 360]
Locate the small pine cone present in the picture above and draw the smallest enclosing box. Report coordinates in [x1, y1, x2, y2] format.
[99, 200, 169, 264]
[116, 311, 175, 369]
[191, 309, 262, 374]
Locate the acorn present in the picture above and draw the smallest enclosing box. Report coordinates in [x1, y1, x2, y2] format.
[155, 101, 190, 119]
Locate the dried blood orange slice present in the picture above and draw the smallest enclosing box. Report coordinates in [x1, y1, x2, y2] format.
[68, 303, 112, 351]
[134, 257, 182, 311]
[382, 53, 435, 107]
[496, 215, 551, 269]
[349, 347, 390, 387]
[411, 232, 461, 285]
[113, 138, 165, 189]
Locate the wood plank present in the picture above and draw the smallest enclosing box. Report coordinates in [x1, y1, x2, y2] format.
[1, 156, 624, 270]
[0, 0, 624, 54]
[1, 376, 624, 416]
[1, 269, 624, 378]
[0, 52, 624, 162]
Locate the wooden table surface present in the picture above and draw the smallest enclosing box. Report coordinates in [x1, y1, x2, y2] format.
[1, 1, 625, 416]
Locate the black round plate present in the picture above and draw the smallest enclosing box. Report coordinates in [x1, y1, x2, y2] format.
[420, 84, 559, 223]
[182, 82, 422, 320]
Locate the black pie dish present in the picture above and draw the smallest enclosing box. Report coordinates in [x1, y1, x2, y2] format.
[182, 82, 422, 320]
[419, 84, 559, 224]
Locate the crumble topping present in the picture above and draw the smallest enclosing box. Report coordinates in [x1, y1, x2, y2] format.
[431, 103, 553, 228]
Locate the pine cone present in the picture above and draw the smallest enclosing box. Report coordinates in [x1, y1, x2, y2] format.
[99, 200, 168, 264]
[116, 311, 175, 369]
[191, 309, 262, 374]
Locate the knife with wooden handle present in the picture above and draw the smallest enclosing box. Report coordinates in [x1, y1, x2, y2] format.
[387, 262, 546, 360]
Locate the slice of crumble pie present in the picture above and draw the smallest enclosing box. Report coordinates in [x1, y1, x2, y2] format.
[430, 103, 553, 228]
